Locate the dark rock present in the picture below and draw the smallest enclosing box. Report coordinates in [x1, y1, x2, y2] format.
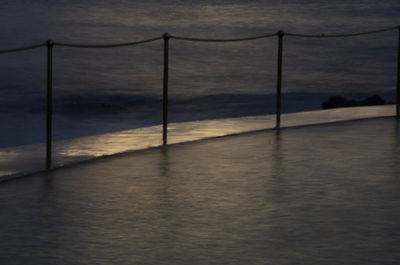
[322, 94, 387, 109]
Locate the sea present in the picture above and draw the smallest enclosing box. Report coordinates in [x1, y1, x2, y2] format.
[0, 0, 399, 146]
[1, 2, 400, 262]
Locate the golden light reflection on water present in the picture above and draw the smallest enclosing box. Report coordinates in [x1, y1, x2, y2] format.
[54, 125, 163, 159]
[0, 105, 396, 180]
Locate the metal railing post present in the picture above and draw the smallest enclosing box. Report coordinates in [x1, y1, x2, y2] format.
[46, 40, 54, 169]
[163, 33, 170, 145]
[276, 30, 284, 128]
[397, 26, 400, 117]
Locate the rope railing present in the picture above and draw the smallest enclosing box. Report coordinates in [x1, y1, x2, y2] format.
[0, 43, 46, 54]
[170, 32, 277, 42]
[285, 26, 398, 38]
[54, 36, 163, 48]
[1, 26, 398, 52]
[0, 25, 399, 170]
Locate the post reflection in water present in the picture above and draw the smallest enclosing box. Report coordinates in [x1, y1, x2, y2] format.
[272, 130, 283, 177]
[391, 119, 400, 181]
[159, 147, 170, 178]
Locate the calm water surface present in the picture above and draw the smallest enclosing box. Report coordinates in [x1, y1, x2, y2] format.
[0, 118, 399, 264]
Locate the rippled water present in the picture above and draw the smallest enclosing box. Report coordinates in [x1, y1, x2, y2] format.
[0, 117, 399, 264]
[1, 0, 398, 98]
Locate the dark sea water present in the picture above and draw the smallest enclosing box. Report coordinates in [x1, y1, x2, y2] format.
[0, 0, 399, 146]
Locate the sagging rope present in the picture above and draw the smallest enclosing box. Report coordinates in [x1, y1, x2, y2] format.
[0, 26, 398, 54]
[54, 36, 163, 48]
[0, 43, 46, 54]
[170, 33, 277, 42]
[285, 26, 398, 38]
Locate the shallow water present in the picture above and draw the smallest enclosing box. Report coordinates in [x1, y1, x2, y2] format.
[0, 105, 395, 179]
[0, 117, 399, 264]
